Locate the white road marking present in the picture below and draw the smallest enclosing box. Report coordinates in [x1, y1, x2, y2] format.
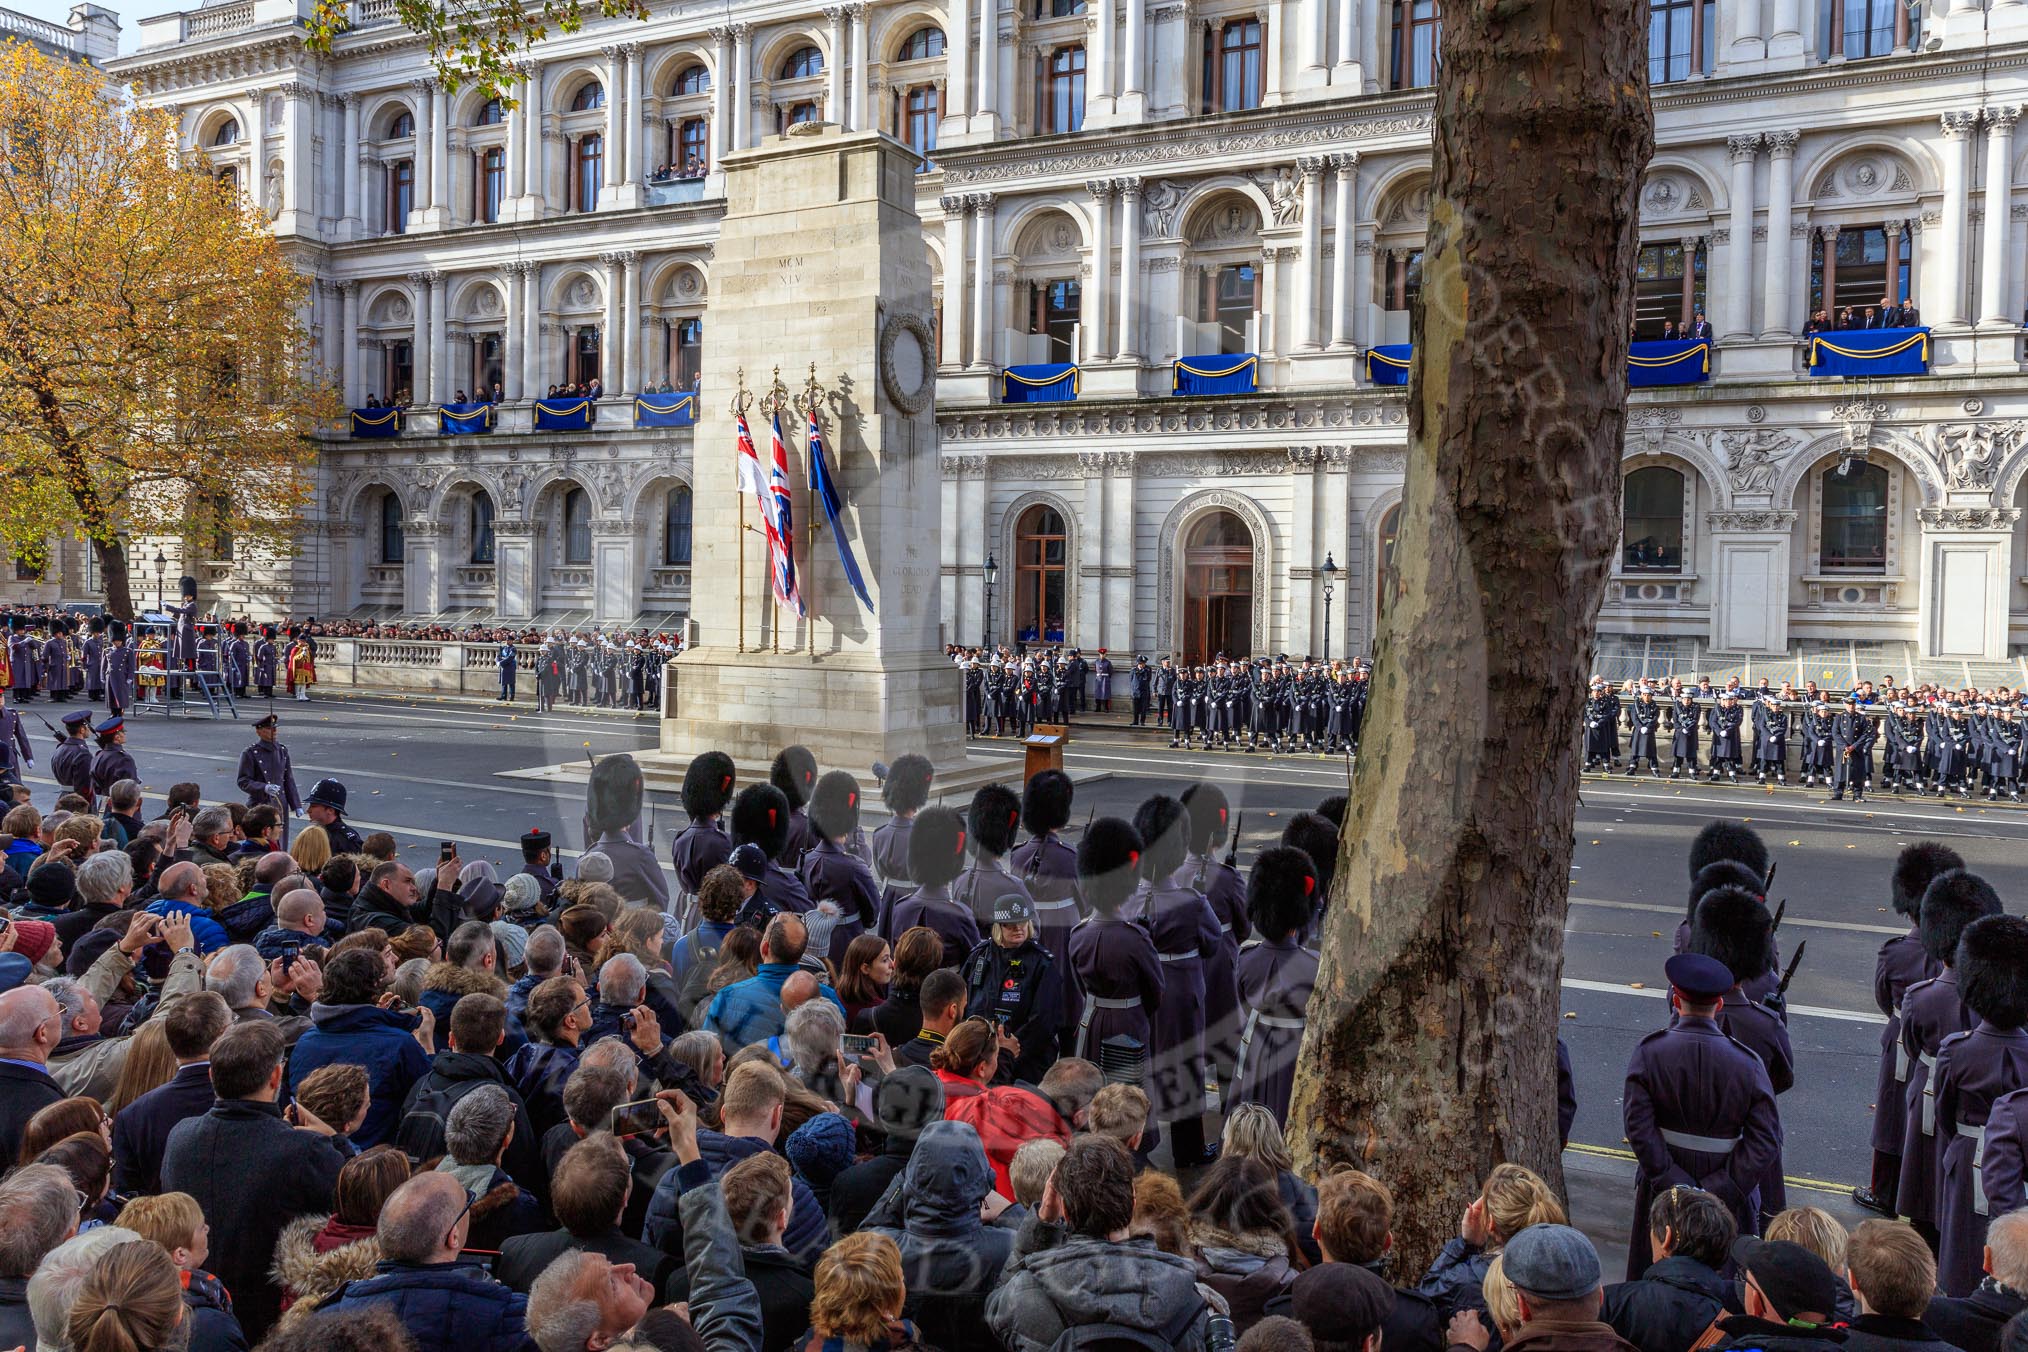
[1562, 977, 1885, 1025]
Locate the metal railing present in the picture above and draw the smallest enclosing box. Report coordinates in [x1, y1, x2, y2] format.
[1593, 638, 2028, 691]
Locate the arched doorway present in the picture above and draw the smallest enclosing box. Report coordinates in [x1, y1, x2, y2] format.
[1183, 510, 1254, 662]
[1013, 504, 1068, 645]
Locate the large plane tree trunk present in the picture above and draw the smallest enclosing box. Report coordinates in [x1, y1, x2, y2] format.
[1287, 0, 1653, 1272]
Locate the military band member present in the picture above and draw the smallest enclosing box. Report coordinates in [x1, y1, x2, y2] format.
[1128, 795, 1224, 1168]
[1707, 692, 1745, 782]
[1625, 686, 1664, 776]
[1583, 677, 1621, 769]
[1898, 870, 2002, 1246]
[887, 805, 980, 968]
[51, 709, 94, 804]
[1667, 688, 1701, 778]
[251, 626, 278, 699]
[9, 615, 40, 702]
[1233, 845, 1320, 1125]
[672, 751, 737, 930]
[1688, 885, 1795, 1223]
[771, 746, 820, 869]
[1828, 696, 1877, 803]
[1855, 843, 1963, 1217]
[871, 754, 933, 936]
[88, 715, 137, 801]
[962, 893, 1066, 1087]
[1931, 912, 2028, 1296]
[235, 713, 302, 815]
[802, 770, 880, 967]
[81, 617, 105, 704]
[1067, 816, 1164, 1087]
[730, 784, 814, 919]
[954, 785, 1034, 932]
[1621, 952, 1781, 1280]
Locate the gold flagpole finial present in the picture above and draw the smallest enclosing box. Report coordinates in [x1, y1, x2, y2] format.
[729, 366, 752, 417]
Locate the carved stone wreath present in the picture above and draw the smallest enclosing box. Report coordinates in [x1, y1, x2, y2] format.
[878, 312, 936, 416]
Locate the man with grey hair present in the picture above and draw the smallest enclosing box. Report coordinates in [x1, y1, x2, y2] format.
[437, 1084, 542, 1250]
[146, 859, 229, 951]
[25, 1225, 138, 1352]
[420, 920, 508, 1030]
[782, 999, 845, 1090]
[0, 1164, 81, 1347]
[509, 926, 567, 1027]
[206, 942, 315, 1043]
[188, 805, 235, 867]
[324, 1172, 530, 1352]
[0, 986, 66, 1163]
[49, 909, 199, 1101]
[54, 849, 132, 948]
[1927, 1208, 2028, 1352]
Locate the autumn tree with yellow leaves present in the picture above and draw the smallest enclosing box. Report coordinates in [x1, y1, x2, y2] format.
[0, 42, 339, 620]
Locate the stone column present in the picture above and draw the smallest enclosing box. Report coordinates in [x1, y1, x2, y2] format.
[339, 93, 361, 234]
[1358, 0, 1381, 89]
[1329, 151, 1358, 348]
[503, 262, 527, 401]
[1761, 129, 1797, 337]
[339, 282, 361, 406]
[1300, 0, 1328, 80]
[975, 0, 1000, 132]
[710, 29, 734, 157]
[406, 271, 432, 401]
[1980, 106, 2018, 326]
[619, 250, 641, 392]
[1090, 0, 1117, 119]
[848, 3, 869, 129]
[1352, 237, 1374, 349]
[411, 79, 434, 219]
[522, 263, 543, 394]
[941, 196, 969, 367]
[1288, 448, 1317, 648]
[1259, 245, 1282, 356]
[522, 64, 545, 207]
[624, 44, 646, 185]
[1118, 178, 1144, 359]
[1722, 134, 1758, 339]
[970, 193, 995, 369]
[1121, 0, 1147, 118]
[1296, 155, 1326, 349]
[732, 25, 753, 151]
[944, 0, 971, 136]
[1334, 0, 1360, 85]
[1729, 0, 1763, 58]
[1769, 0, 1803, 58]
[600, 253, 624, 389]
[1078, 453, 1106, 642]
[1086, 179, 1114, 358]
[428, 271, 449, 403]
[825, 8, 848, 121]
[504, 78, 526, 200]
[1262, 0, 1286, 102]
[1105, 452, 1136, 651]
[429, 80, 450, 224]
[600, 46, 623, 192]
[1938, 111, 1977, 325]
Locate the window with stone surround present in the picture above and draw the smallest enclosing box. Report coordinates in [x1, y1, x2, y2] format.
[1808, 224, 1910, 319]
[1819, 461, 1889, 573]
[664, 487, 693, 566]
[385, 159, 413, 233]
[1648, 0, 1713, 82]
[1818, 0, 1915, 58]
[1622, 467, 1686, 572]
[563, 487, 592, 565]
[471, 493, 496, 564]
[1201, 18, 1264, 113]
[1633, 239, 1706, 336]
[1042, 45, 1087, 133]
[1390, 0, 1440, 89]
[902, 85, 939, 170]
[1015, 505, 1068, 644]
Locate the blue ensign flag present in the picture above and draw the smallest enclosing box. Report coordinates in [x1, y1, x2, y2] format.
[807, 410, 874, 613]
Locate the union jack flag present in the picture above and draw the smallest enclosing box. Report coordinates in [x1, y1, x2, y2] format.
[767, 411, 806, 617]
[735, 412, 792, 614]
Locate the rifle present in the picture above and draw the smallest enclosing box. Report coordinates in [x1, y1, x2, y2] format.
[1770, 899, 1786, 932]
[1776, 940, 1807, 996]
[34, 713, 61, 748]
[1764, 860, 1777, 892]
[1225, 812, 1243, 870]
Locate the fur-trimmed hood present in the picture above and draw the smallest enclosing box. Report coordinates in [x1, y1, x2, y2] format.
[271, 1215, 382, 1325]
[1187, 1223, 1289, 1263]
[421, 962, 508, 999]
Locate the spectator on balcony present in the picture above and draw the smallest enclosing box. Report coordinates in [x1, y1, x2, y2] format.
[454, 389, 469, 404]
[586, 378, 603, 400]
[490, 383, 504, 404]
[1660, 320, 1680, 342]
[1688, 309, 1713, 341]
[1805, 311, 1828, 336]
[364, 396, 381, 410]
[1859, 307, 1880, 330]
[1902, 302, 1920, 327]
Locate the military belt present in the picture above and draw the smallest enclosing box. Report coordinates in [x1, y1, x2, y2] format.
[1157, 950, 1198, 963]
[1660, 1128, 1742, 1154]
[1089, 996, 1142, 1010]
[1956, 1121, 1992, 1215]
[1030, 899, 1080, 912]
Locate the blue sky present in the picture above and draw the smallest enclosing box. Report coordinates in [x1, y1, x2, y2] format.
[9, 0, 191, 53]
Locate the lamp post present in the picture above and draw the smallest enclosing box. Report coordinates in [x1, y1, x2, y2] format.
[1320, 552, 1339, 664]
[152, 549, 167, 612]
[982, 553, 998, 650]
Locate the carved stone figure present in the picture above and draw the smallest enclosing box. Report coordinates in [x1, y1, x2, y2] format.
[1721, 429, 1786, 494]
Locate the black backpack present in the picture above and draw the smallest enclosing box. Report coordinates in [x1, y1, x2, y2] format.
[674, 934, 723, 1029]
[1045, 1296, 1207, 1352]
[393, 1076, 483, 1164]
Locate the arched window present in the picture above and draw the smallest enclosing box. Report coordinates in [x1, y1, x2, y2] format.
[1376, 503, 1401, 617]
[664, 487, 693, 565]
[475, 97, 505, 125]
[1043, 45, 1087, 133]
[571, 81, 606, 111]
[209, 119, 241, 147]
[781, 45, 824, 79]
[470, 492, 496, 564]
[1622, 466, 1685, 572]
[899, 26, 945, 59]
[1821, 460, 1889, 572]
[1202, 19, 1263, 112]
[379, 493, 406, 564]
[574, 133, 604, 211]
[386, 109, 415, 139]
[673, 64, 711, 95]
[1014, 505, 1067, 644]
[563, 487, 593, 564]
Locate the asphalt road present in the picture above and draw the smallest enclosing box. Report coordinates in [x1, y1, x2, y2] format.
[30, 688, 2028, 1263]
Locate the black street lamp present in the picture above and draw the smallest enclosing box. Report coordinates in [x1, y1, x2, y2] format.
[152, 549, 167, 612]
[982, 553, 998, 650]
[1320, 553, 1339, 663]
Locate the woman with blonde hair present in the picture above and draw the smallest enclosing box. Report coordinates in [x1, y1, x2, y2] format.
[1479, 1255, 1525, 1339]
[200, 864, 239, 915]
[795, 1231, 932, 1352]
[68, 1240, 186, 1352]
[1415, 1162, 1566, 1313]
[289, 825, 332, 875]
[106, 1022, 177, 1118]
[1222, 1102, 1322, 1264]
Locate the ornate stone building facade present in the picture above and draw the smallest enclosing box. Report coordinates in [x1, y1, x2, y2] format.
[55, 0, 2028, 661]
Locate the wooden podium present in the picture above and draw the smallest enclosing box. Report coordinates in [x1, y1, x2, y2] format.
[1024, 725, 1068, 782]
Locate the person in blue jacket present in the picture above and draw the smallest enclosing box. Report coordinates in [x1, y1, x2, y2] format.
[287, 948, 432, 1149]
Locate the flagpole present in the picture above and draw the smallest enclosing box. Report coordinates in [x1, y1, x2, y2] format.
[798, 363, 824, 658]
[763, 366, 788, 657]
[731, 369, 750, 653]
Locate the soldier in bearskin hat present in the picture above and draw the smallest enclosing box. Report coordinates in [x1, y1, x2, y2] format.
[1934, 912, 2028, 1294]
[888, 806, 978, 969]
[770, 745, 820, 869]
[585, 752, 669, 912]
[670, 750, 736, 929]
[730, 783, 813, 918]
[1689, 884, 1795, 1222]
[954, 785, 1033, 930]
[1232, 845, 1319, 1125]
[871, 753, 933, 934]
[1067, 817, 1164, 1092]
[1010, 769, 1082, 968]
[802, 770, 879, 967]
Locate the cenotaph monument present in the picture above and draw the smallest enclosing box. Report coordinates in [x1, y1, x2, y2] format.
[659, 125, 965, 771]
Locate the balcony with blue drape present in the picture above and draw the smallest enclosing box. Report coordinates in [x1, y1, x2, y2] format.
[633, 393, 698, 428]
[1172, 355, 1258, 396]
[349, 408, 403, 438]
[1365, 345, 1412, 387]
[1807, 327, 1931, 378]
[1000, 364, 1079, 403]
[533, 398, 598, 431]
[437, 402, 496, 434]
[1626, 340, 1711, 388]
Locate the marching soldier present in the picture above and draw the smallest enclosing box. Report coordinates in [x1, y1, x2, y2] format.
[727, 783, 814, 918]
[1898, 870, 2002, 1246]
[671, 751, 737, 930]
[81, 617, 105, 705]
[1932, 912, 2028, 1295]
[871, 753, 933, 934]
[962, 893, 1066, 1087]
[1854, 843, 1963, 1217]
[1128, 795, 1224, 1168]
[234, 713, 302, 817]
[51, 709, 94, 804]
[1068, 816, 1164, 1090]
[802, 770, 880, 967]
[1232, 845, 1320, 1125]
[1828, 695, 1877, 802]
[1129, 655, 1153, 727]
[1625, 685, 1664, 776]
[251, 626, 278, 699]
[887, 805, 979, 968]
[954, 784, 1034, 930]
[88, 715, 137, 801]
[1707, 691, 1745, 782]
[1621, 951, 1781, 1279]
[1688, 885, 1796, 1223]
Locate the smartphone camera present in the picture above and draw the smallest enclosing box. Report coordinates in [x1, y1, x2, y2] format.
[609, 1099, 664, 1138]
